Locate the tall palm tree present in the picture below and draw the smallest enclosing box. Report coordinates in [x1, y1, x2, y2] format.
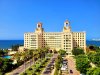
[42, 47, 49, 58]
[14, 52, 20, 63]
[28, 49, 34, 67]
[20, 51, 28, 73]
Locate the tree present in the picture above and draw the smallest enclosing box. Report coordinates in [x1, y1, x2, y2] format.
[87, 52, 100, 67]
[94, 46, 100, 52]
[0, 57, 13, 73]
[72, 48, 85, 56]
[87, 67, 100, 75]
[88, 45, 100, 52]
[12, 44, 19, 51]
[95, 48, 100, 52]
[28, 49, 34, 67]
[87, 52, 95, 62]
[89, 45, 95, 50]
[76, 55, 90, 74]
[55, 55, 62, 70]
[14, 52, 21, 63]
[58, 49, 66, 55]
[54, 55, 62, 75]
[92, 52, 100, 66]
[0, 50, 5, 56]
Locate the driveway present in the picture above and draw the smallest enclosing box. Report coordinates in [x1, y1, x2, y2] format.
[66, 56, 80, 75]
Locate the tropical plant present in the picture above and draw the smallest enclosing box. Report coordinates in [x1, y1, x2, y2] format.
[72, 48, 85, 56]
[87, 52, 95, 62]
[12, 44, 20, 51]
[0, 50, 8, 56]
[87, 67, 100, 75]
[55, 55, 62, 70]
[58, 49, 66, 55]
[87, 52, 100, 67]
[76, 55, 90, 74]
[0, 57, 13, 73]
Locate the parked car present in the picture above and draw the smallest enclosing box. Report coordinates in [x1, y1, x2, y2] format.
[63, 64, 68, 68]
[61, 65, 67, 70]
[63, 59, 68, 64]
[70, 70, 73, 73]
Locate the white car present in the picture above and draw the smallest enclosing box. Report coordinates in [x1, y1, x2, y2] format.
[61, 65, 67, 70]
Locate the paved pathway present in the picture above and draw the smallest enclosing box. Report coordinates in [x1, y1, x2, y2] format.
[6, 59, 34, 75]
[66, 56, 80, 75]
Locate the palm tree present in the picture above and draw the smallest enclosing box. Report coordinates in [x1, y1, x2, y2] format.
[28, 49, 34, 67]
[14, 52, 20, 63]
[20, 52, 26, 61]
[41, 47, 49, 58]
[28, 49, 37, 64]
[22, 52, 28, 74]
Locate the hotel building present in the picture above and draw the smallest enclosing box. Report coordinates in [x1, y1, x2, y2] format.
[24, 20, 86, 54]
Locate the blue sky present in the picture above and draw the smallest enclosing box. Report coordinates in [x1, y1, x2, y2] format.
[0, 0, 100, 40]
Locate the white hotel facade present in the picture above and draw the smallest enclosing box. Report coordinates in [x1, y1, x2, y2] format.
[24, 20, 86, 54]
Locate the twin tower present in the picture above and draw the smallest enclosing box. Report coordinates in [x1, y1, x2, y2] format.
[35, 20, 71, 33]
